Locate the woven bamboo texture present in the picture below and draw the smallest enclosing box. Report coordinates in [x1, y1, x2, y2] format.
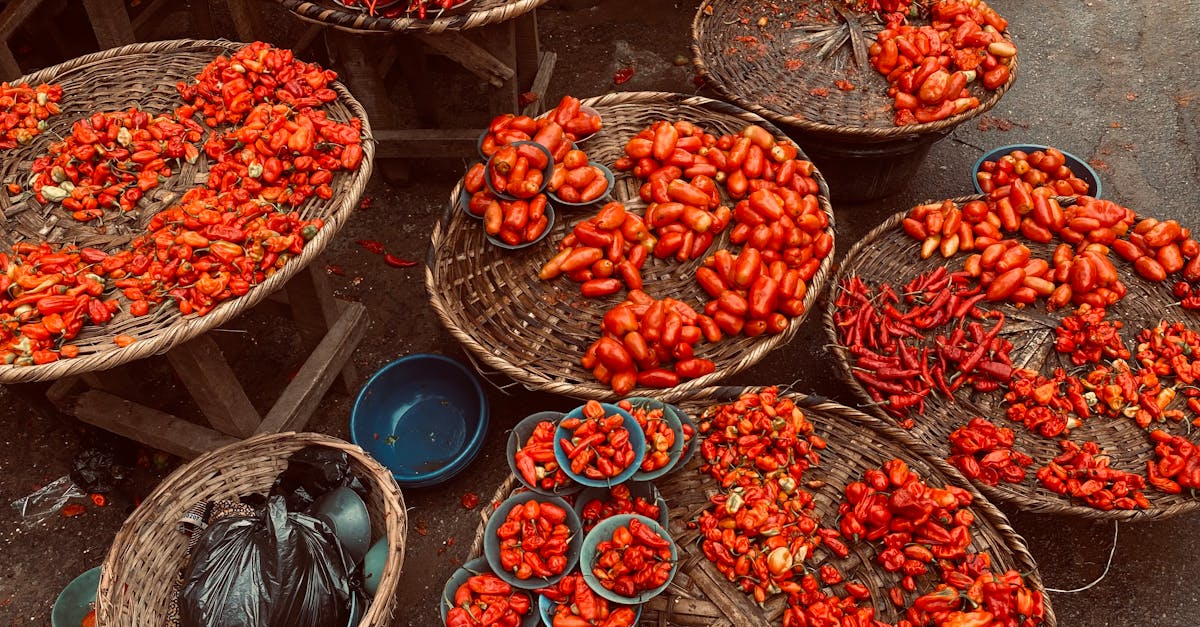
[276, 0, 550, 34]
[466, 387, 1054, 627]
[691, 0, 1018, 141]
[823, 202, 1200, 520]
[97, 431, 407, 626]
[426, 91, 836, 402]
[0, 39, 373, 384]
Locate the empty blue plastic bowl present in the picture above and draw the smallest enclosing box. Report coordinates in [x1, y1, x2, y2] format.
[972, 144, 1101, 199]
[51, 566, 100, 627]
[351, 354, 489, 488]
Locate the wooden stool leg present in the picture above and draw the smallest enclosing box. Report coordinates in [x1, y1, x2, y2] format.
[285, 263, 359, 392]
[165, 335, 262, 438]
[82, 0, 137, 48]
[328, 30, 410, 180]
[225, 0, 265, 43]
[514, 10, 540, 93]
[476, 21, 520, 116]
[394, 36, 440, 128]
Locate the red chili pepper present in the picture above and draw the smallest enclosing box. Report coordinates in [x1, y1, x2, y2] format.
[383, 254, 418, 268]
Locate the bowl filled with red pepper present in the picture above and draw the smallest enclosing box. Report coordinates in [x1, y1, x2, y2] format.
[506, 410, 582, 496]
[973, 144, 1100, 199]
[485, 197, 555, 251]
[536, 572, 641, 627]
[621, 397, 685, 482]
[440, 557, 540, 627]
[670, 404, 699, 468]
[573, 481, 668, 533]
[485, 141, 553, 202]
[483, 491, 584, 590]
[580, 514, 677, 605]
[553, 400, 646, 488]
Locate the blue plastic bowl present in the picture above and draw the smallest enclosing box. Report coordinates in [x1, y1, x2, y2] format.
[441, 557, 539, 627]
[51, 566, 100, 627]
[548, 162, 615, 209]
[573, 481, 669, 533]
[351, 354, 489, 488]
[483, 492, 583, 589]
[554, 403, 645, 488]
[624, 397, 686, 482]
[486, 201, 556, 251]
[486, 141, 553, 202]
[506, 411, 583, 496]
[538, 590, 641, 626]
[972, 144, 1101, 199]
[580, 514, 678, 604]
[671, 404, 700, 469]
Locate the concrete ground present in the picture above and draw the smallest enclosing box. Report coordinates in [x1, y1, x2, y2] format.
[1, 0, 1199, 625]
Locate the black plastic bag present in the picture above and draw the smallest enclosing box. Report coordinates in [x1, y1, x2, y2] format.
[271, 446, 368, 512]
[179, 495, 353, 627]
[70, 448, 128, 494]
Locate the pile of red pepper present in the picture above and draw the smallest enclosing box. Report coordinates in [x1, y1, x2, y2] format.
[0, 81, 62, 149]
[1117, 216, 1197, 284]
[480, 96, 601, 158]
[577, 484, 661, 533]
[1081, 358, 1179, 428]
[947, 417, 1033, 486]
[618, 399, 677, 473]
[444, 572, 533, 627]
[868, 0, 1013, 126]
[589, 516, 674, 598]
[176, 41, 339, 126]
[513, 418, 574, 493]
[559, 400, 638, 480]
[540, 202, 650, 297]
[31, 108, 201, 222]
[1053, 304, 1130, 365]
[909, 568, 1045, 627]
[1146, 429, 1200, 494]
[1003, 368, 1088, 437]
[976, 147, 1091, 197]
[579, 290, 716, 394]
[535, 572, 636, 627]
[495, 497, 572, 580]
[834, 268, 1014, 426]
[1035, 439, 1148, 510]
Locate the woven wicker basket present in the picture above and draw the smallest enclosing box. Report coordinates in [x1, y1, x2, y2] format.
[426, 91, 836, 402]
[467, 387, 1055, 626]
[823, 200, 1200, 521]
[691, 0, 1018, 141]
[97, 432, 407, 626]
[275, 0, 550, 34]
[0, 39, 373, 384]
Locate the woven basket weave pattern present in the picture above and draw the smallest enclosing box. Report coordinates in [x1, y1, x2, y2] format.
[98, 432, 407, 626]
[692, 0, 1018, 140]
[0, 39, 373, 384]
[426, 91, 836, 402]
[468, 387, 1055, 627]
[276, 0, 550, 34]
[823, 202, 1200, 521]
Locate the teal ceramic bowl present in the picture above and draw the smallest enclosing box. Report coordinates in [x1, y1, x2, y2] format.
[573, 481, 669, 533]
[361, 537, 389, 598]
[506, 411, 582, 496]
[972, 144, 1101, 198]
[311, 486, 371, 564]
[441, 557, 539, 627]
[581, 514, 677, 605]
[548, 162, 615, 209]
[483, 492, 583, 589]
[670, 404, 700, 468]
[51, 566, 100, 627]
[553, 403, 645, 488]
[538, 590, 641, 626]
[624, 397, 686, 481]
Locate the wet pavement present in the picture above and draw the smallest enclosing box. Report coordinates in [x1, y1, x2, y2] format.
[2, 0, 1200, 625]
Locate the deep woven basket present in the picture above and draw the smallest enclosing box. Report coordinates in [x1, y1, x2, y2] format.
[0, 39, 373, 384]
[467, 387, 1055, 627]
[426, 91, 836, 402]
[275, 0, 550, 34]
[692, 0, 1018, 141]
[822, 199, 1200, 521]
[97, 431, 407, 626]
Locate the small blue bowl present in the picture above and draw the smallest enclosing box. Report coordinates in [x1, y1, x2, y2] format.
[554, 403, 645, 488]
[671, 404, 700, 469]
[624, 397, 686, 482]
[972, 144, 1101, 199]
[486, 141, 554, 202]
[350, 354, 489, 488]
[441, 557, 539, 627]
[548, 162, 615, 209]
[486, 201, 556, 251]
[51, 566, 100, 627]
[483, 492, 583, 589]
[573, 481, 669, 533]
[580, 514, 678, 604]
[506, 411, 582, 496]
[538, 590, 641, 626]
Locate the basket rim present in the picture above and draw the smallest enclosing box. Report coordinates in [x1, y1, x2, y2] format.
[97, 431, 407, 625]
[467, 385, 1056, 627]
[425, 90, 837, 403]
[821, 197, 1200, 521]
[275, 0, 551, 34]
[690, 0, 1019, 141]
[0, 38, 374, 384]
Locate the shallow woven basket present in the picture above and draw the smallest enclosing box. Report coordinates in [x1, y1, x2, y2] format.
[276, 0, 550, 34]
[467, 387, 1055, 626]
[98, 431, 407, 626]
[0, 39, 373, 384]
[426, 91, 836, 402]
[692, 0, 1018, 141]
[823, 199, 1200, 521]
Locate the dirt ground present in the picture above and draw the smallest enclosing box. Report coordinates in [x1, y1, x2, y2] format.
[2, 0, 1200, 625]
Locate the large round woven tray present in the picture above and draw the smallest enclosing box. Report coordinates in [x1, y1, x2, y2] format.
[98, 431, 407, 626]
[692, 0, 1018, 140]
[466, 387, 1054, 626]
[823, 201, 1200, 521]
[275, 0, 550, 34]
[426, 91, 836, 402]
[0, 39, 373, 384]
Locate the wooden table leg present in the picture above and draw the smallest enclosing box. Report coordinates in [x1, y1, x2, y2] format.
[81, 0, 137, 48]
[285, 263, 358, 392]
[165, 334, 262, 438]
[473, 20, 520, 116]
[225, 0, 265, 43]
[514, 10, 540, 94]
